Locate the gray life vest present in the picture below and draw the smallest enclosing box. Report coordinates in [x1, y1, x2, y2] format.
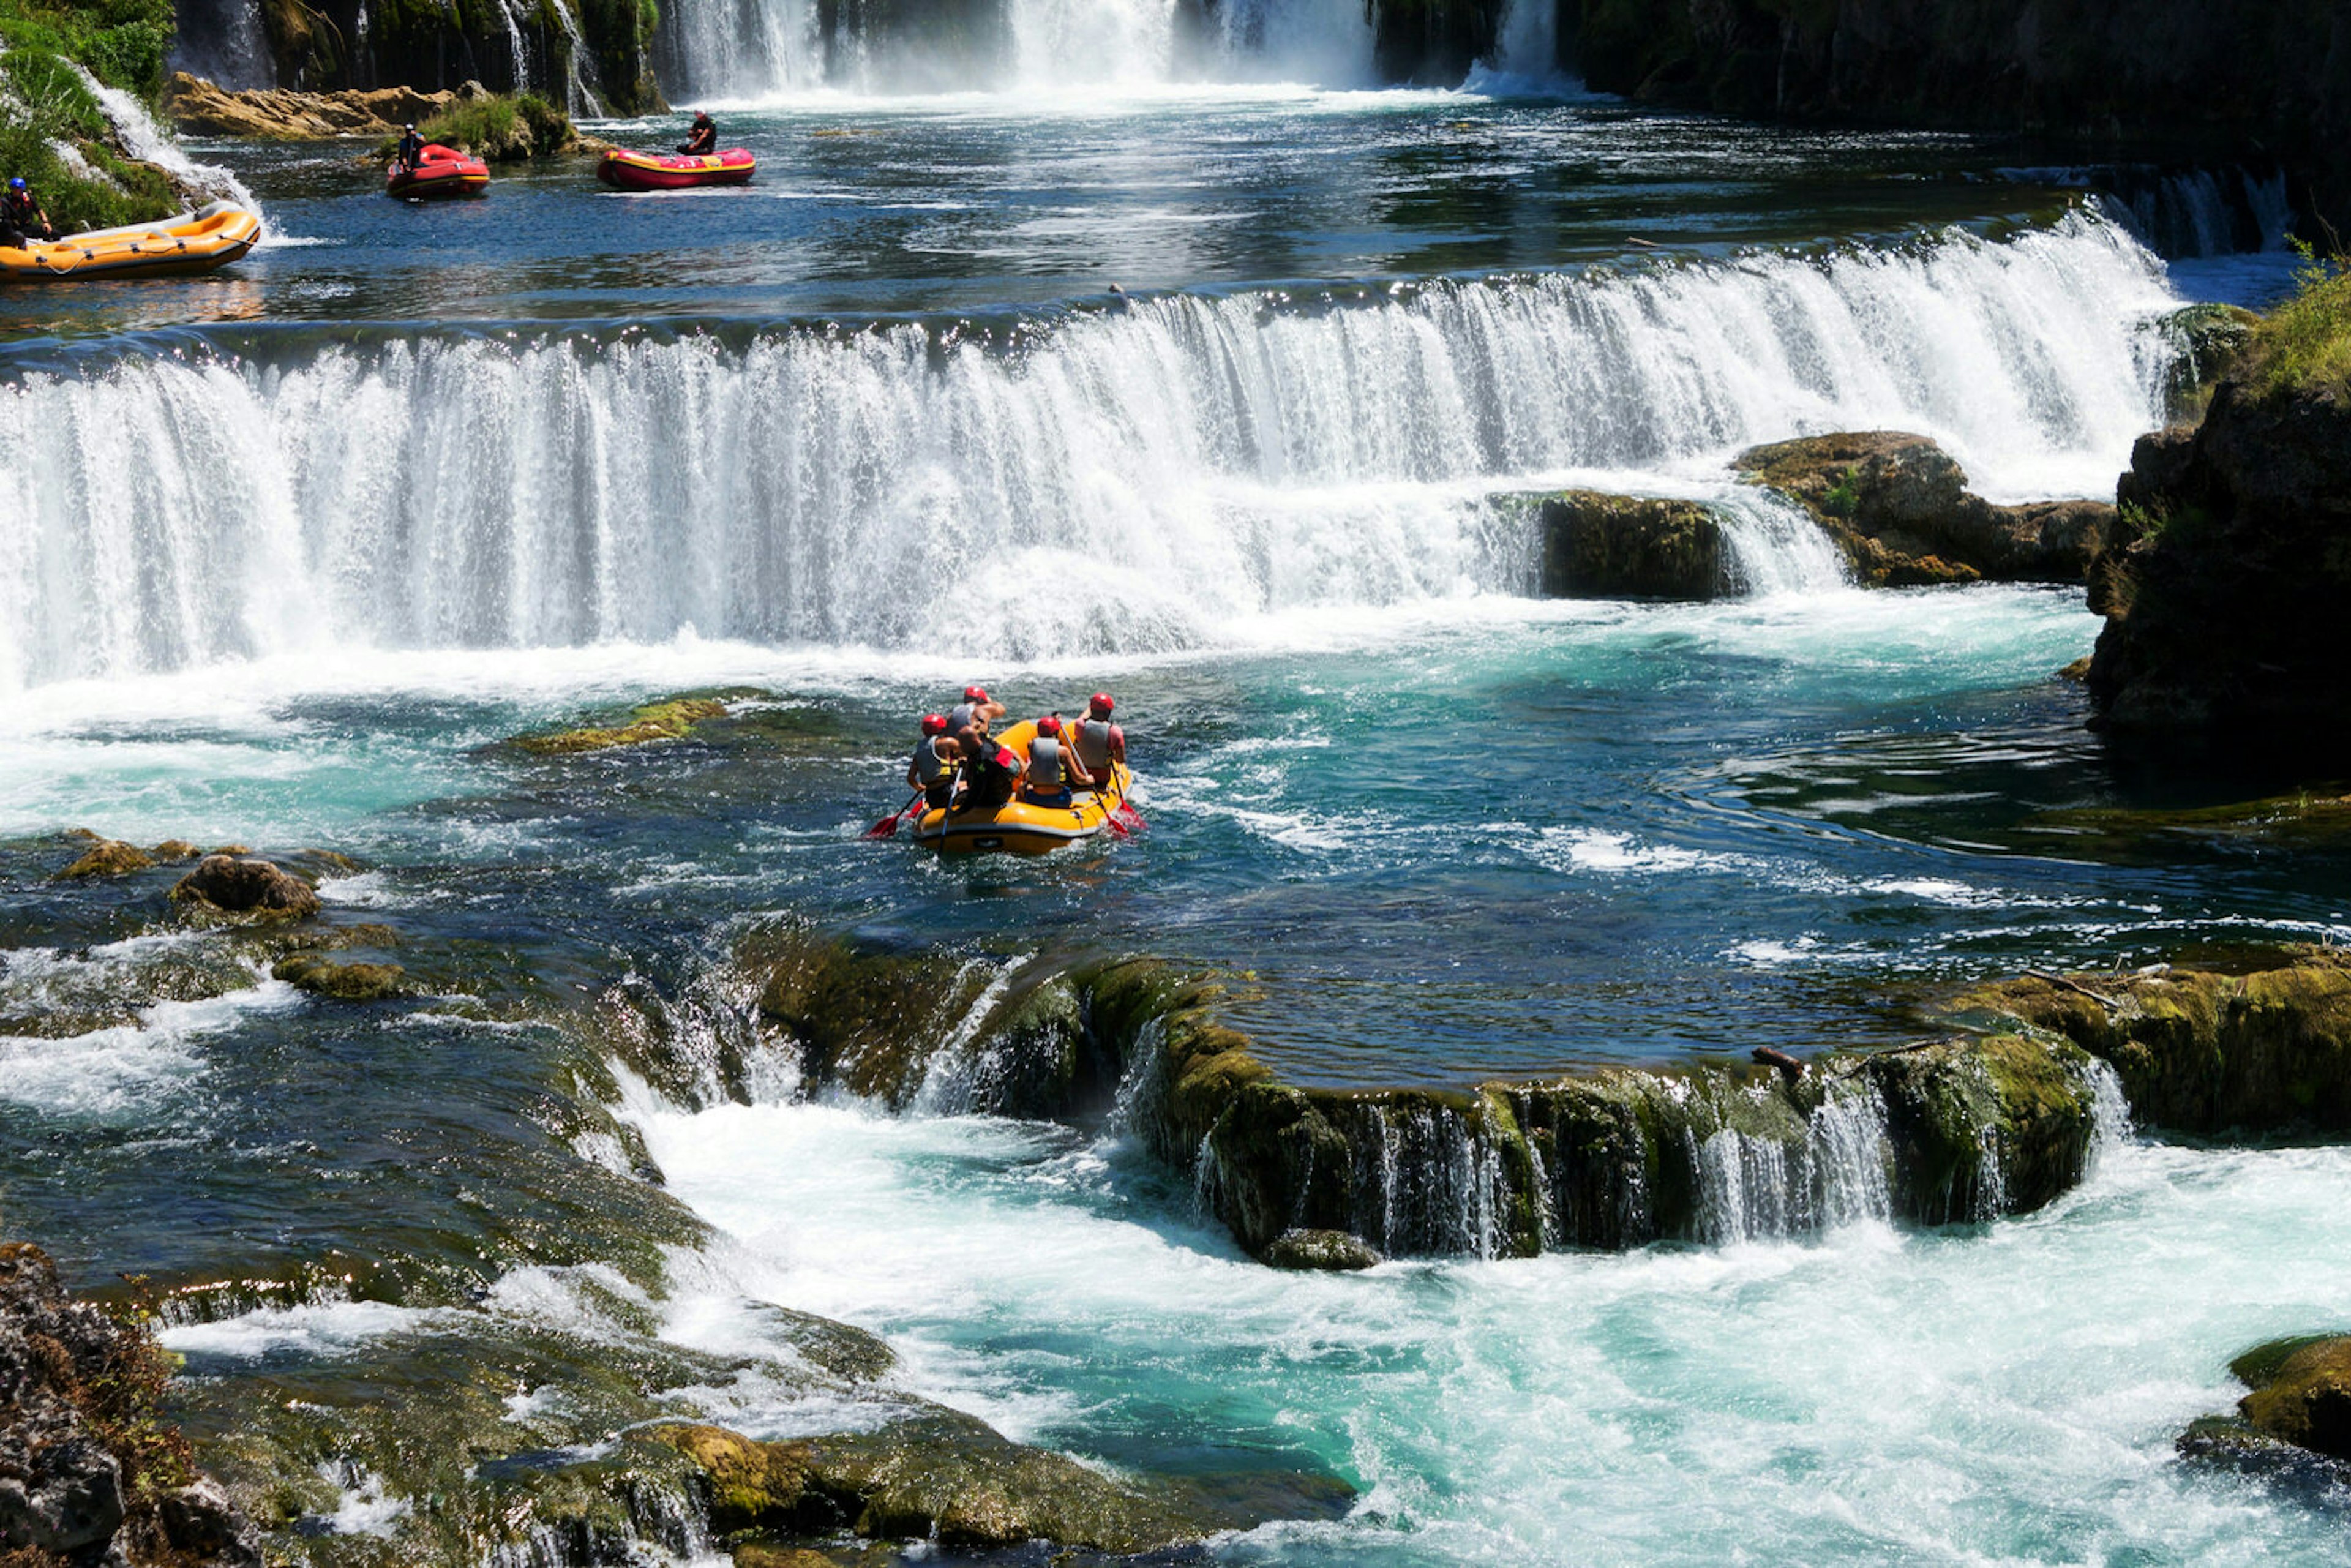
[912, 735, 954, 784]
[1073, 717, 1114, 771]
[1027, 736, 1064, 790]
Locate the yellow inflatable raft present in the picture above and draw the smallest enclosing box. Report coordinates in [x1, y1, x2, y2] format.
[913, 718, 1136, 855]
[0, 201, 261, 282]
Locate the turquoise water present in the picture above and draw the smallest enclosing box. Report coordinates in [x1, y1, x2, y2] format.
[2, 75, 2344, 1567]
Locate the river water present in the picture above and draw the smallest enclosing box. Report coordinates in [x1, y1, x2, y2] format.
[2, 68, 2345, 1566]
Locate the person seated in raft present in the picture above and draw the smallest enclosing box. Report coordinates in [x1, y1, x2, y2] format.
[394, 123, 427, 173]
[1069, 692, 1125, 791]
[1, 178, 55, 246]
[678, 112, 718, 156]
[906, 713, 959, 810]
[947, 685, 1005, 748]
[1020, 715, 1093, 808]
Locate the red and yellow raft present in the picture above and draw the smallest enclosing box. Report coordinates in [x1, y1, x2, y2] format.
[913, 719, 1135, 855]
[0, 201, 260, 282]
[388, 144, 489, 200]
[596, 147, 756, 192]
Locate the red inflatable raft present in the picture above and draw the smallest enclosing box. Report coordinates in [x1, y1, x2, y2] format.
[387, 144, 489, 200]
[596, 148, 756, 192]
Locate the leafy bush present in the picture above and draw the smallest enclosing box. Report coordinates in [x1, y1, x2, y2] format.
[382, 91, 574, 162]
[2244, 244, 2351, 403]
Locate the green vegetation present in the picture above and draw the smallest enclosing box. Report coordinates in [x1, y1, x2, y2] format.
[380, 89, 574, 162]
[2243, 244, 2351, 402]
[0, 0, 182, 233]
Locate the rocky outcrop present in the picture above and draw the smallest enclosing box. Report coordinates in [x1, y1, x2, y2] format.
[2180, 1334, 2351, 1488]
[169, 855, 323, 923]
[179, 1286, 1346, 1564]
[1737, 432, 2112, 587]
[2159, 303, 2261, 422]
[1259, 1229, 1381, 1271]
[1950, 947, 2351, 1136]
[512, 697, 730, 755]
[1509, 489, 1725, 600]
[163, 70, 464, 137]
[54, 836, 156, 879]
[2085, 379, 2351, 740]
[235, 0, 662, 114]
[0, 1242, 260, 1566]
[641, 1415, 1207, 1552]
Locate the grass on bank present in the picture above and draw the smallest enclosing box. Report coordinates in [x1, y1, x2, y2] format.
[0, 0, 183, 232]
[2244, 244, 2351, 403]
[378, 90, 574, 162]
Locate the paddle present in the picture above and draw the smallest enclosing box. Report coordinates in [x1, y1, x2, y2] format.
[864, 788, 925, 839]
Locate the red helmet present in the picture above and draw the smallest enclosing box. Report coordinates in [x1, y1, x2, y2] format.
[964, 685, 989, 703]
[921, 713, 948, 735]
[1037, 715, 1062, 736]
[1089, 692, 1114, 715]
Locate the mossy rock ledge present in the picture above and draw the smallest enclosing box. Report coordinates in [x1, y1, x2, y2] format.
[2180, 1334, 2351, 1489]
[698, 938, 2351, 1263]
[1736, 432, 2112, 587]
[1499, 489, 1725, 601]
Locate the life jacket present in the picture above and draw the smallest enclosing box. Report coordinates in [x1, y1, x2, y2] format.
[1027, 736, 1063, 791]
[1073, 718, 1114, 772]
[911, 735, 953, 784]
[2, 191, 35, 225]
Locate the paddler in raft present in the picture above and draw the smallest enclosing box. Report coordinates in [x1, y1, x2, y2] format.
[1069, 692, 1125, 792]
[678, 112, 718, 156]
[393, 122, 427, 174]
[906, 713, 958, 811]
[1, 178, 56, 247]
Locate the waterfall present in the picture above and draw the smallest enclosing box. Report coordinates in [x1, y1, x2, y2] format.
[664, 0, 1376, 98]
[0, 214, 2174, 688]
[168, 0, 274, 90]
[1711, 489, 1850, 596]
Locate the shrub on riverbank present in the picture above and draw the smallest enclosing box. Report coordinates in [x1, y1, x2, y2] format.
[2243, 250, 2351, 403]
[382, 90, 574, 162]
[0, 0, 185, 232]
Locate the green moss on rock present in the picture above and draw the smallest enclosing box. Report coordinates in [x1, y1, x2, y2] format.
[511, 696, 729, 754]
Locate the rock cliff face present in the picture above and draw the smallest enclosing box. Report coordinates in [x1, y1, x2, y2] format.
[0, 1242, 260, 1567]
[1571, 0, 2351, 217]
[2084, 380, 2351, 738]
[245, 0, 661, 113]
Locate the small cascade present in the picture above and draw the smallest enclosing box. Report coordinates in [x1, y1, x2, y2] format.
[2099, 167, 2294, 258]
[71, 65, 261, 216]
[1680, 1087, 1892, 1245]
[907, 955, 1033, 1114]
[1485, 0, 1555, 80]
[0, 214, 2175, 689]
[2083, 1056, 2133, 1169]
[1711, 489, 1851, 596]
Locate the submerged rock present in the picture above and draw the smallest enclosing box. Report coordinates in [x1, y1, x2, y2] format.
[0, 1240, 261, 1566]
[170, 855, 321, 923]
[1737, 432, 2112, 586]
[1509, 489, 1724, 600]
[1258, 1229, 1381, 1271]
[271, 953, 407, 1001]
